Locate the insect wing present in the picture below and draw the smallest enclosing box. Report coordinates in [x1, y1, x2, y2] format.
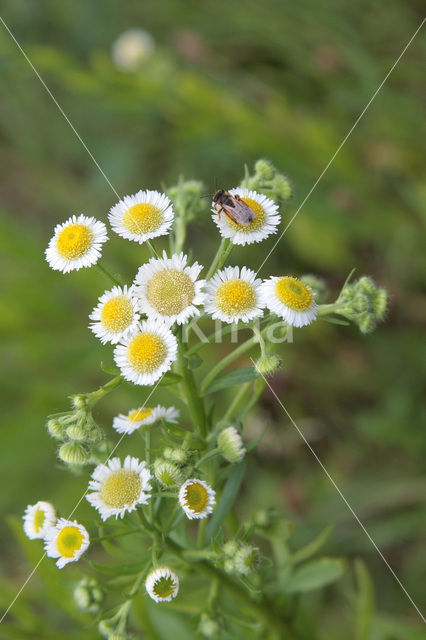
[221, 196, 254, 227]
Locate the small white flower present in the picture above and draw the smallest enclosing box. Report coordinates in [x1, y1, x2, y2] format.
[204, 265, 265, 324]
[261, 276, 317, 327]
[114, 319, 178, 386]
[178, 479, 215, 520]
[217, 426, 246, 463]
[134, 251, 205, 326]
[145, 566, 179, 603]
[23, 501, 56, 539]
[113, 405, 180, 435]
[89, 285, 141, 344]
[44, 518, 89, 568]
[212, 188, 280, 245]
[45, 214, 108, 273]
[108, 190, 173, 244]
[112, 29, 155, 72]
[86, 456, 152, 521]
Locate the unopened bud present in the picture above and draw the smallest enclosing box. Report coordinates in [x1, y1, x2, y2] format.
[272, 174, 292, 200]
[66, 424, 88, 442]
[71, 394, 87, 410]
[58, 441, 90, 465]
[357, 276, 376, 295]
[358, 313, 376, 334]
[373, 288, 388, 320]
[300, 275, 328, 304]
[218, 426, 245, 464]
[254, 354, 282, 377]
[352, 293, 369, 313]
[254, 158, 275, 180]
[199, 613, 220, 638]
[154, 460, 182, 487]
[47, 419, 65, 440]
[163, 447, 188, 465]
[234, 544, 260, 575]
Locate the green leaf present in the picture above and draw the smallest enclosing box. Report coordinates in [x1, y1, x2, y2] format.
[185, 352, 203, 369]
[354, 560, 375, 640]
[158, 371, 183, 385]
[203, 367, 260, 395]
[205, 462, 246, 540]
[322, 316, 351, 326]
[291, 526, 333, 564]
[100, 361, 121, 375]
[285, 557, 345, 593]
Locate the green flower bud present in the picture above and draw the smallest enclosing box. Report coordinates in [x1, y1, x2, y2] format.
[352, 293, 369, 313]
[373, 288, 388, 320]
[218, 426, 245, 464]
[234, 544, 260, 575]
[58, 441, 90, 465]
[108, 634, 128, 640]
[66, 424, 88, 442]
[254, 158, 275, 180]
[222, 540, 239, 557]
[154, 460, 182, 487]
[223, 558, 235, 574]
[357, 276, 376, 296]
[272, 174, 292, 200]
[86, 425, 104, 443]
[47, 419, 65, 440]
[358, 313, 376, 334]
[74, 577, 104, 613]
[163, 447, 188, 465]
[98, 620, 115, 638]
[71, 394, 87, 410]
[73, 584, 91, 610]
[254, 354, 282, 377]
[253, 509, 270, 528]
[199, 613, 220, 638]
[300, 274, 328, 304]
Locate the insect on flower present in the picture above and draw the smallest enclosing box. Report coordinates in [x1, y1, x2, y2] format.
[212, 189, 256, 227]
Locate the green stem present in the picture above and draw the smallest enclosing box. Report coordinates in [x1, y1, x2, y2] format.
[186, 316, 271, 356]
[222, 382, 251, 422]
[95, 262, 121, 286]
[91, 528, 145, 543]
[200, 333, 260, 395]
[86, 376, 123, 407]
[177, 330, 206, 437]
[317, 302, 342, 316]
[206, 238, 233, 280]
[146, 239, 158, 258]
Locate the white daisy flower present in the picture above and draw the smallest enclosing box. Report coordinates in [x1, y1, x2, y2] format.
[145, 567, 179, 603]
[217, 426, 246, 463]
[89, 285, 141, 344]
[112, 405, 180, 435]
[44, 518, 89, 568]
[108, 190, 173, 244]
[134, 251, 205, 326]
[113, 320, 178, 386]
[261, 276, 317, 327]
[178, 478, 216, 520]
[45, 214, 108, 273]
[86, 455, 152, 521]
[204, 265, 265, 324]
[23, 501, 56, 540]
[212, 188, 280, 245]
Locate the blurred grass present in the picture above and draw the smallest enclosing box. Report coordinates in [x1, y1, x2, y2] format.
[0, 0, 425, 636]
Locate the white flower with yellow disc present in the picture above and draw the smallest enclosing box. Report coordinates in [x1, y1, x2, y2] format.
[86, 455, 152, 521]
[108, 190, 173, 243]
[44, 518, 89, 568]
[23, 501, 56, 540]
[89, 285, 141, 344]
[114, 319, 177, 386]
[134, 252, 205, 326]
[212, 188, 280, 245]
[145, 567, 179, 603]
[178, 478, 216, 520]
[261, 276, 317, 327]
[112, 405, 180, 435]
[204, 265, 265, 324]
[45, 214, 108, 273]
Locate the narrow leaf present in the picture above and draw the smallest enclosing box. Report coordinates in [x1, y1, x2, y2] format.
[291, 526, 333, 564]
[285, 557, 345, 593]
[205, 462, 246, 540]
[203, 367, 260, 395]
[354, 559, 375, 640]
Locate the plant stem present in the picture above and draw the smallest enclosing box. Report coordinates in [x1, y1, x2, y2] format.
[146, 239, 158, 258]
[177, 329, 206, 437]
[222, 382, 251, 422]
[95, 262, 121, 286]
[205, 238, 233, 280]
[200, 333, 260, 395]
[86, 376, 123, 407]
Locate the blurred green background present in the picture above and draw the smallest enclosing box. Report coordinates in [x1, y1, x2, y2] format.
[0, 0, 425, 638]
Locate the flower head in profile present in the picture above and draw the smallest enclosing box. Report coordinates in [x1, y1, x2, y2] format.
[108, 190, 173, 244]
[212, 188, 280, 245]
[178, 478, 215, 520]
[89, 285, 141, 344]
[44, 518, 89, 568]
[135, 252, 205, 326]
[23, 501, 56, 539]
[112, 405, 179, 435]
[204, 265, 265, 324]
[45, 214, 108, 273]
[261, 276, 317, 327]
[86, 456, 152, 521]
[113, 319, 178, 386]
[145, 566, 179, 603]
[218, 426, 245, 463]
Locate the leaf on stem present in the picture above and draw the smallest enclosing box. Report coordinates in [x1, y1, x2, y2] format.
[202, 367, 260, 395]
[205, 462, 246, 541]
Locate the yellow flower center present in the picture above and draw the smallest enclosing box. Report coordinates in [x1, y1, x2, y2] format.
[226, 197, 266, 232]
[128, 407, 154, 422]
[56, 526, 84, 558]
[56, 223, 93, 259]
[275, 277, 313, 311]
[100, 296, 134, 332]
[127, 333, 167, 373]
[33, 508, 46, 533]
[215, 279, 256, 315]
[153, 576, 176, 599]
[99, 469, 142, 508]
[183, 482, 209, 513]
[146, 268, 195, 316]
[122, 203, 163, 234]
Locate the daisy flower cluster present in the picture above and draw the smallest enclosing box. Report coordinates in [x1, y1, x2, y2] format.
[32, 160, 389, 637]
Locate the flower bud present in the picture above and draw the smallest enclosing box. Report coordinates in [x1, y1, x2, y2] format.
[235, 544, 260, 575]
[254, 354, 282, 377]
[70, 394, 87, 410]
[74, 577, 104, 613]
[300, 275, 328, 304]
[254, 158, 275, 180]
[154, 460, 182, 487]
[199, 613, 221, 638]
[98, 620, 115, 638]
[58, 441, 90, 465]
[163, 447, 188, 465]
[222, 540, 239, 557]
[218, 426, 246, 464]
[352, 293, 369, 313]
[47, 419, 65, 440]
[373, 288, 388, 320]
[272, 174, 292, 200]
[358, 313, 376, 334]
[357, 276, 376, 295]
[66, 424, 89, 442]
